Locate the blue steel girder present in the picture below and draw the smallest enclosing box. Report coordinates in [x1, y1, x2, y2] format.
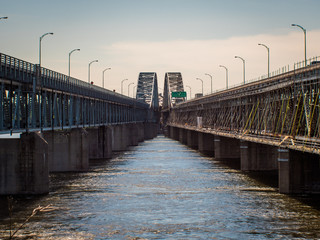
[0, 52, 156, 133]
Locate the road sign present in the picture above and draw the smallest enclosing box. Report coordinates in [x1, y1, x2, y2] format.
[171, 91, 186, 98]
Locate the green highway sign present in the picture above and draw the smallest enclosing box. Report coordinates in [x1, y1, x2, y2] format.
[171, 91, 186, 98]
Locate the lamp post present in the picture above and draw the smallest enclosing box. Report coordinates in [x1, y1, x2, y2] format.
[291, 24, 307, 66]
[133, 85, 137, 98]
[0, 17, 8, 20]
[205, 73, 213, 93]
[88, 60, 98, 84]
[68, 48, 80, 81]
[128, 82, 134, 97]
[39, 32, 54, 66]
[102, 67, 111, 88]
[219, 65, 228, 89]
[186, 85, 191, 100]
[121, 79, 128, 94]
[258, 43, 270, 78]
[196, 78, 203, 95]
[234, 56, 245, 84]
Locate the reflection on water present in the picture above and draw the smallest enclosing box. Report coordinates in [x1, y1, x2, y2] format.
[1, 135, 320, 239]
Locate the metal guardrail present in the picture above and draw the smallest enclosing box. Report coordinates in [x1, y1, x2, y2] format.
[0, 53, 148, 108]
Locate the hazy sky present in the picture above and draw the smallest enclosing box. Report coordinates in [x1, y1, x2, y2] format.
[1, 0, 320, 97]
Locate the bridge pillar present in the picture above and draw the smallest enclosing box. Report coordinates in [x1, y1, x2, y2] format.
[0, 132, 49, 195]
[187, 130, 198, 149]
[214, 135, 240, 160]
[198, 132, 215, 156]
[88, 126, 112, 159]
[240, 141, 278, 171]
[179, 128, 188, 145]
[44, 128, 89, 172]
[128, 123, 139, 146]
[278, 148, 320, 194]
[169, 126, 179, 141]
[144, 122, 158, 140]
[111, 124, 128, 151]
[137, 123, 145, 142]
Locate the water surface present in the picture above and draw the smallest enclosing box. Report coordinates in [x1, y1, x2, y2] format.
[1, 135, 320, 239]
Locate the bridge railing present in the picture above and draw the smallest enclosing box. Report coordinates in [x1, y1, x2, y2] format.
[0, 52, 158, 134]
[0, 52, 147, 108]
[197, 56, 320, 97]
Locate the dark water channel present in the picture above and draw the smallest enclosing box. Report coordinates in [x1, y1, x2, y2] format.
[1, 135, 320, 239]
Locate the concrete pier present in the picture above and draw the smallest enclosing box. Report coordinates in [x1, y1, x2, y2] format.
[198, 132, 214, 156]
[0, 132, 49, 195]
[187, 130, 198, 149]
[88, 126, 112, 159]
[43, 128, 89, 172]
[278, 148, 320, 194]
[179, 128, 188, 145]
[240, 141, 278, 171]
[214, 135, 240, 160]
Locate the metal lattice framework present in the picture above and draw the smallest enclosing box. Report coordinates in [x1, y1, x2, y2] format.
[136, 72, 159, 109]
[0, 53, 155, 134]
[163, 72, 185, 109]
[167, 62, 320, 154]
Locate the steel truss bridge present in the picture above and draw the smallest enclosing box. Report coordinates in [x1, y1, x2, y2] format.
[167, 61, 320, 155]
[0, 52, 157, 134]
[136, 72, 159, 109]
[163, 72, 185, 109]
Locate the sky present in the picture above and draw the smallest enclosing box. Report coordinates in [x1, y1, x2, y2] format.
[1, 0, 320, 98]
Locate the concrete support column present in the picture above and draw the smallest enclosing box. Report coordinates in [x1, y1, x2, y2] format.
[187, 130, 198, 149]
[214, 135, 240, 160]
[278, 148, 320, 194]
[198, 132, 215, 156]
[169, 126, 179, 141]
[112, 124, 128, 151]
[137, 123, 145, 142]
[0, 132, 49, 195]
[179, 128, 188, 145]
[88, 126, 112, 159]
[240, 141, 278, 171]
[44, 128, 89, 172]
[144, 122, 158, 140]
[128, 123, 139, 146]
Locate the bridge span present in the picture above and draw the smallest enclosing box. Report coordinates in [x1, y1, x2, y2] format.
[0, 52, 159, 195]
[164, 60, 320, 194]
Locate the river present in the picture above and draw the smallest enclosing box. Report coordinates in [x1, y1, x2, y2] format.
[1, 135, 320, 239]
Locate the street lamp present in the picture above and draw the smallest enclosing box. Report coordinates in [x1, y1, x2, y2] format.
[68, 48, 80, 81]
[39, 32, 54, 66]
[88, 60, 98, 84]
[291, 24, 307, 66]
[186, 85, 191, 100]
[0, 17, 8, 20]
[234, 56, 245, 84]
[121, 79, 128, 94]
[258, 43, 270, 78]
[133, 85, 137, 98]
[128, 82, 134, 97]
[205, 73, 213, 93]
[196, 78, 203, 95]
[102, 67, 111, 88]
[219, 65, 228, 89]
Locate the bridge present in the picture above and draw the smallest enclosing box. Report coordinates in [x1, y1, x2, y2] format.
[164, 58, 320, 194]
[0, 52, 159, 195]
